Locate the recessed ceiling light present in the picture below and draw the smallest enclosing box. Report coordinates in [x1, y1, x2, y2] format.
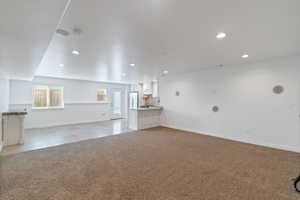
[72, 50, 80, 55]
[242, 54, 249, 58]
[130, 63, 135, 67]
[163, 70, 169, 75]
[59, 64, 64, 67]
[122, 73, 126, 77]
[216, 32, 226, 39]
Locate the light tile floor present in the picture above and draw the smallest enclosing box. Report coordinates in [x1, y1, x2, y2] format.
[1, 119, 132, 156]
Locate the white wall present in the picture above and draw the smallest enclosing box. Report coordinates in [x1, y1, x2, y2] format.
[0, 76, 9, 151]
[10, 76, 130, 129]
[160, 56, 300, 152]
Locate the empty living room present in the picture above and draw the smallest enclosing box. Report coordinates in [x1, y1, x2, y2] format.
[1, 0, 300, 199]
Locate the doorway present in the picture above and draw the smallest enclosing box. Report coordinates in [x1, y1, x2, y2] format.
[111, 88, 124, 119]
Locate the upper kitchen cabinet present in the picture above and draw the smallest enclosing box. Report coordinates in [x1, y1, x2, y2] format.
[143, 81, 152, 96]
[142, 81, 159, 97]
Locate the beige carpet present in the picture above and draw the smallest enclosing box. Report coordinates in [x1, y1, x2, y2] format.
[1, 127, 300, 200]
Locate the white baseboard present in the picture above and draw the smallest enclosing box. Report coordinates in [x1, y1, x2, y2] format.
[161, 123, 300, 153]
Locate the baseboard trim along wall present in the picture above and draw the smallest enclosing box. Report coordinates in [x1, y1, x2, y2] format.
[161, 124, 300, 153]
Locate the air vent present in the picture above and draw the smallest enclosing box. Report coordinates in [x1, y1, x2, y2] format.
[73, 27, 83, 35]
[56, 29, 70, 36]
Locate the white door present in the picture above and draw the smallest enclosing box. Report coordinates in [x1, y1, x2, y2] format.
[111, 89, 123, 119]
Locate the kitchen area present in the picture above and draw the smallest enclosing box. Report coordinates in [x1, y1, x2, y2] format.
[128, 80, 163, 130]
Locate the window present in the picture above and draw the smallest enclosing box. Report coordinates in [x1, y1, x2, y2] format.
[49, 88, 63, 107]
[33, 86, 64, 109]
[97, 89, 107, 101]
[33, 87, 48, 107]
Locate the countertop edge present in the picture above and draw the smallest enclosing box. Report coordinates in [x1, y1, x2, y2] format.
[129, 107, 163, 111]
[2, 112, 28, 116]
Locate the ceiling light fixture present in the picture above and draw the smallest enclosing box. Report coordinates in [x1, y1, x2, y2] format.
[163, 70, 169, 75]
[59, 64, 64, 67]
[72, 50, 80, 55]
[130, 63, 135, 67]
[242, 54, 249, 58]
[216, 32, 226, 39]
[122, 73, 127, 77]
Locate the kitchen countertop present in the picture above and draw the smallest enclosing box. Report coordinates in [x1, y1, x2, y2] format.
[2, 111, 28, 116]
[130, 106, 163, 111]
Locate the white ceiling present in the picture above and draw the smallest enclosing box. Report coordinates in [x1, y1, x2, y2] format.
[0, 0, 70, 79]
[3, 0, 300, 83]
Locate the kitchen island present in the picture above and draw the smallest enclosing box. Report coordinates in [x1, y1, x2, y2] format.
[128, 106, 163, 130]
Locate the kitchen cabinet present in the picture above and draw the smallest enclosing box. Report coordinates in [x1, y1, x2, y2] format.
[128, 107, 162, 130]
[2, 112, 27, 146]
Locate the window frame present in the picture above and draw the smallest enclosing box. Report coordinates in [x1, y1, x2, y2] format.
[32, 85, 64, 110]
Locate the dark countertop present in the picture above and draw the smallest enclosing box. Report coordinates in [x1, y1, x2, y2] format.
[130, 106, 163, 111]
[2, 111, 28, 116]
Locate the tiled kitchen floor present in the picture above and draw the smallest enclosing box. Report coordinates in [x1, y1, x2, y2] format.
[1, 119, 132, 156]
